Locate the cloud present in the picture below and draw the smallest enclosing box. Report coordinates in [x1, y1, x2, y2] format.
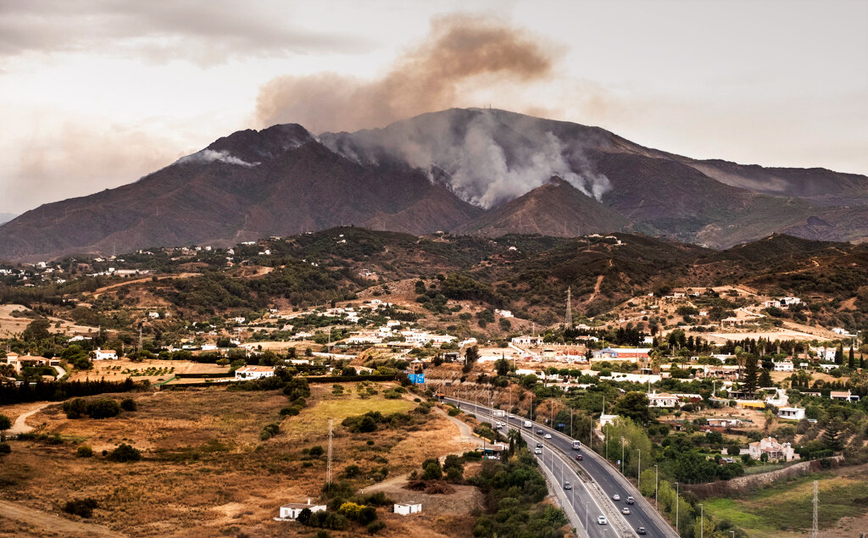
[0, 0, 365, 65]
[255, 13, 557, 133]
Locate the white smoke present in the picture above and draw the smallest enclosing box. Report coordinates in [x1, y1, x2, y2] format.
[174, 149, 260, 167]
[388, 112, 612, 209]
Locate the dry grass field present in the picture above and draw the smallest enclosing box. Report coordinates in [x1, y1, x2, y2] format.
[0, 382, 477, 537]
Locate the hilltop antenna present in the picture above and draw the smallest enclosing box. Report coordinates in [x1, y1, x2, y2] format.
[326, 419, 334, 489]
[812, 480, 819, 538]
[565, 287, 572, 328]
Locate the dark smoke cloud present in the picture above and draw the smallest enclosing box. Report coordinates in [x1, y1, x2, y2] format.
[255, 14, 556, 132]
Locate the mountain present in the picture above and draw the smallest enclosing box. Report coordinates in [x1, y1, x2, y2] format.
[1, 108, 866, 261]
[455, 176, 630, 237]
[0, 213, 15, 226]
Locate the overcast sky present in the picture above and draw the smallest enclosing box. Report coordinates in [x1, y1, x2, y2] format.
[1, 0, 866, 215]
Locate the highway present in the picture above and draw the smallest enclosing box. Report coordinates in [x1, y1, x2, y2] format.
[445, 396, 678, 538]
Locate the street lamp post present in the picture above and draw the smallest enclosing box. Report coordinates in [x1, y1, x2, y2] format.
[675, 482, 679, 536]
[699, 503, 704, 538]
[585, 501, 589, 531]
[621, 437, 625, 473]
[654, 464, 659, 510]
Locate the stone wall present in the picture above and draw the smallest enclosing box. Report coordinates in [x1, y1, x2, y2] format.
[686, 456, 843, 498]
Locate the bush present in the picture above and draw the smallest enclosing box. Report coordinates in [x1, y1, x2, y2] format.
[107, 443, 141, 462]
[366, 520, 387, 534]
[120, 398, 137, 412]
[260, 422, 280, 441]
[309, 445, 325, 457]
[63, 398, 88, 419]
[422, 461, 442, 480]
[0, 442, 10, 454]
[447, 407, 460, 417]
[63, 497, 98, 518]
[76, 445, 94, 458]
[86, 399, 121, 419]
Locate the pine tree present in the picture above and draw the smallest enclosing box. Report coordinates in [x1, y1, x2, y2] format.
[848, 346, 855, 369]
[822, 419, 844, 451]
[743, 355, 759, 394]
[835, 344, 844, 365]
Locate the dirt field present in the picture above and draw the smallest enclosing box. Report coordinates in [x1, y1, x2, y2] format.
[0, 304, 98, 338]
[67, 358, 228, 384]
[0, 382, 480, 537]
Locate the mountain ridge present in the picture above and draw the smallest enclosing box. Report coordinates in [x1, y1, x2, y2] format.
[1, 108, 865, 262]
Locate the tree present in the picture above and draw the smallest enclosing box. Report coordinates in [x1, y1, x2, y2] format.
[848, 346, 855, 369]
[463, 346, 479, 373]
[22, 318, 51, 342]
[494, 358, 510, 377]
[758, 369, 773, 388]
[834, 344, 843, 365]
[615, 392, 651, 424]
[822, 419, 845, 451]
[0, 414, 10, 441]
[743, 355, 758, 394]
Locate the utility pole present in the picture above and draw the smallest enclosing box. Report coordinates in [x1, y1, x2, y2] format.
[326, 419, 334, 491]
[565, 286, 572, 328]
[655, 464, 659, 510]
[638, 449, 641, 487]
[675, 482, 679, 536]
[812, 480, 819, 538]
[700, 503, 704, 538]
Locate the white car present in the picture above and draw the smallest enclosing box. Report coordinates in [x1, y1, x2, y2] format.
[508, 414, 514, 419]
[544, 433, 552, 439]
[597, 515, 608, 525]
[612, 494, 621, 501]
[534, 447, 542, 454]
[622, 507, 631, 515]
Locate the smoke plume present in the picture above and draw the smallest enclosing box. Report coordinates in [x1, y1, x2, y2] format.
[255, 14, 555, 133]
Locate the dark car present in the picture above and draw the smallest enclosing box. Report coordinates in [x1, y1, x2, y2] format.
[575, 454, 583, 461]
[536, 429, 544, 435]
[637, 527, 647, 535]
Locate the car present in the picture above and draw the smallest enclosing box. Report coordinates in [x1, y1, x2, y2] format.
[575, 454, 583, 461]
[626, 496, 635, 504]
[536, 442, 543, 448]
[612, 494, 621, 501]
[544, 433, 552, 439]
[637, 527, 647, 535]
[534, 447, 542, 454]
[508, 414, 514, 419]
[597, 516, 608, 525]
[622, 507, 631, 515]
[563, 482, 572, 490]
[536, 429, 544, 435]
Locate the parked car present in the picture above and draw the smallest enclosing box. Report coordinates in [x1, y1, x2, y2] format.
[637, 527, 647, 535]
[626, 496, 635, 505]
[575, 454, 583, 461]
[597, 516, 608, 525]
[622, 507, 631, 515]
[563, 482, 572, 490]
[612, 494, 621, 501]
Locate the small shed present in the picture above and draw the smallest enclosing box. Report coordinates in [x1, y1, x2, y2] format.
[394, 503, 422, 516]
[278, 499, 326, 520]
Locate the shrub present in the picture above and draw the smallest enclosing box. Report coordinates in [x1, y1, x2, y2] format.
[86, 399, 121, 419]
[309, 445, 325, 457]
[447, 407, 460, 417]
[120, 398, 137, 412]
[0, 442, 10, 454]
[342, 464, 362, 478]
[63, 497, 98, 518]
[63, 398, 88, 419]
[366, 520, 386, 534]
[107, 443, 141, 462]
[260, 422, 280, 440]
[76, 445, 94, 458]
[422, 461, 442, 480]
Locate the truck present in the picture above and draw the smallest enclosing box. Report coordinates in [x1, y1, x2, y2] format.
[572, 440, 582, 450]
[523, 420, 532, 428]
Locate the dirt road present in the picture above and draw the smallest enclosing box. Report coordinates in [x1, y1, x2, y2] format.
[8, 402, 52, 435]
[0, 499, 126, 538]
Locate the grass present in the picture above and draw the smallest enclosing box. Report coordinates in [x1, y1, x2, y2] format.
[282, 386, 416, 441]
[704, 471, 868, 537]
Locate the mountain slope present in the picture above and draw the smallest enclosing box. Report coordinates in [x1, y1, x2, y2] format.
[455, 176, 629, 236]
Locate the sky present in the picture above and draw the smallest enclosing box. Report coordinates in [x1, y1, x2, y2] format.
[1, 0, 866, 215]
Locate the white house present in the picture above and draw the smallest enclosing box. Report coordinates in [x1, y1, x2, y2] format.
[748, 436, 799, 462]
[777, 407, 806, 421]
[773, 361, 794, 372]
[495, 309, 513, 318]
[394, 503, 422, 515]
[511, 336, 543, 347]
[235, 366, 275, 380]
[648, 392, 679, 408]
[278, 500, 326, 520]
[93, 348, 118, 361]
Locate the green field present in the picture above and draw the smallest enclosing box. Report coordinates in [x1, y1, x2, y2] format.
[704, 469, 868, 537]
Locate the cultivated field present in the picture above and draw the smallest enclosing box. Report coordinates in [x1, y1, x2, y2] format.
[0, 382, 477, 537]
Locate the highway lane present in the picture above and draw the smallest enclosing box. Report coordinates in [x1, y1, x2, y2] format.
[448, 397, 678, 538]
